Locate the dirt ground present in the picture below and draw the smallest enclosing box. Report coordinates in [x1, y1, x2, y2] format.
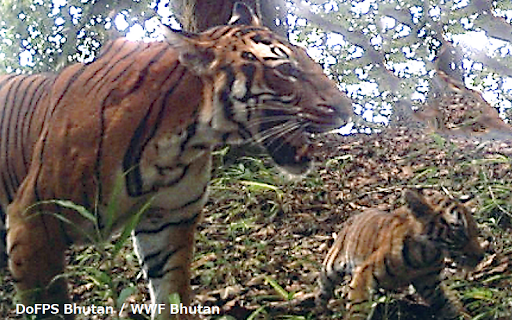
[1, 127, 512, 319]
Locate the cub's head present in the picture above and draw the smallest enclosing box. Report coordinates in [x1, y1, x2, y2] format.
[164, 2, 353, 174]
[405, 190, 484, 269]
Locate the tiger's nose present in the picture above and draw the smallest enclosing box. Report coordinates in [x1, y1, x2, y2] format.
[303, 99, 353, 133]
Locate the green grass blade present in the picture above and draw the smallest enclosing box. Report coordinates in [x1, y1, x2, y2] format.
[246, 306, 267, 320]
[104, 173, 126, 235]
[32, 200, 97, 223]
[264, 276, 291, 301]
[112, 196, 155, 257]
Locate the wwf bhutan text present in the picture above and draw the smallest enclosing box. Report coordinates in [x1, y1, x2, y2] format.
[16, 303, 221, 316]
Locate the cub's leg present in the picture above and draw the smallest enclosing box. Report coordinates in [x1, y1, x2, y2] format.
[412, 275, 468, 320]
[7, 197, 71, 319]
[345, 263, 377, 320]
[316, 261, 347, 309]
[132, 208, 200, 320]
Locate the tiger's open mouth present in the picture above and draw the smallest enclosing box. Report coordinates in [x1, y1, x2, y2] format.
[258, 105, 350, 175]
[261, 134, 313, 175]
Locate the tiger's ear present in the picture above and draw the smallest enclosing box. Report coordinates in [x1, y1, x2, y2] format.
[162, 25, 216, 75]
[228, 2, 262, 26]
[404, 190, 434, 219]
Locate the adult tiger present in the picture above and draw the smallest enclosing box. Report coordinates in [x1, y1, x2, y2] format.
[317, 190, 484, 320]
[0, 3, 352, 319]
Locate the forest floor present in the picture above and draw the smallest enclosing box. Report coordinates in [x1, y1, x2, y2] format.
[1, 127, 512, 319]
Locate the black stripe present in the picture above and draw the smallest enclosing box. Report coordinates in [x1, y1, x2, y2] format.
[5, 76, 34, 190]
[134, 210, 202, 236]
[95, 47, 171, 202]
[239, 64, 255, 103]
[142, 249, 162, 264]
[402, 237, 420, 268]
[91, 41, 117, 62]
[208, 26, 232, 40]
[0, 75, 17, 88]
[80, 171, 92, 217]
[13, 77, 41, 182]
[243, 28, 268, 38]
[32, 77, 54, 140]
[220, 66, 236, 120]
[0, 76, 26, 201]
[51, 65, 88, 113]
[147, 246, 182, 278]
[370, 219, 388, 253]
[154, 265, 184, 279]
[154, 165, 189, 188]
[383, 255, 395, 277]
[21, 76, 52, 169]
[85, 43, 142, 98]
[219, 66, 252, 140]
[133, 188, 206, 235]
[179, 119, 199, 153]
[123, 65, 185, 197]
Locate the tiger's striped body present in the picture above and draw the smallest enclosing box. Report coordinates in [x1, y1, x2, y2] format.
[415, 71, 512, 139]
[1, 3, 352, 319]
[317, 190, 484, 320]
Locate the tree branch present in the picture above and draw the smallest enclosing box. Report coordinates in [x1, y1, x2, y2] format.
[469, 0, 512, 43]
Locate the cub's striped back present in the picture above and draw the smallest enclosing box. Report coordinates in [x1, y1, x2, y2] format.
[317, 190, 484, 320]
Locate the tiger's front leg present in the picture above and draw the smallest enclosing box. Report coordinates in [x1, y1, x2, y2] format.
[412, 275, 468, 320]
[345, 264, 378, 320]
[132, 207, 200, 320]
[7, 194, 72, 319]
[316, 261, 347, 310]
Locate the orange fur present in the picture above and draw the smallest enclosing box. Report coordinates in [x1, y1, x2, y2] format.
[318, 190, 484, 320]
[1, 3, 352, 319]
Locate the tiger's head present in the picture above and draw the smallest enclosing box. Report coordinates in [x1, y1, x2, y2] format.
[163, 3, 353, 174]
[405, 190, 484, 269]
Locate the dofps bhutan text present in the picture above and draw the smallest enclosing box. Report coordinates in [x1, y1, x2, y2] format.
[16, 304, 114, 316]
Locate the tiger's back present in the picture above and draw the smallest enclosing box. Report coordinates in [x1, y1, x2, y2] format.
[320, 206, 424, 293]
[0, 74, 56, 205]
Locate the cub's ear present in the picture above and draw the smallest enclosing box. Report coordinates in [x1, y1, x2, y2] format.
[228, 2, 262, 26]
[404, 190, 434, 219]
[161, 25, 216, 74]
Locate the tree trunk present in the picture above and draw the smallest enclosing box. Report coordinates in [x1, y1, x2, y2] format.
[171, 0, 287, 37]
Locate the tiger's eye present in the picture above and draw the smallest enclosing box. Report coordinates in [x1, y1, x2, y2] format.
[241, 51, 257, 61]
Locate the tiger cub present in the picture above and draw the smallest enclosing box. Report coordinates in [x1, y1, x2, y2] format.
[317, 190, 484, 319]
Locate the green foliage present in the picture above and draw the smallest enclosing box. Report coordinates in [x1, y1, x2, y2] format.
[0, 0, 156, 73]
[1, 0, 511, 125]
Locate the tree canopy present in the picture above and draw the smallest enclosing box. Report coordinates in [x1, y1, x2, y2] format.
[1, 0, 511, 127]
